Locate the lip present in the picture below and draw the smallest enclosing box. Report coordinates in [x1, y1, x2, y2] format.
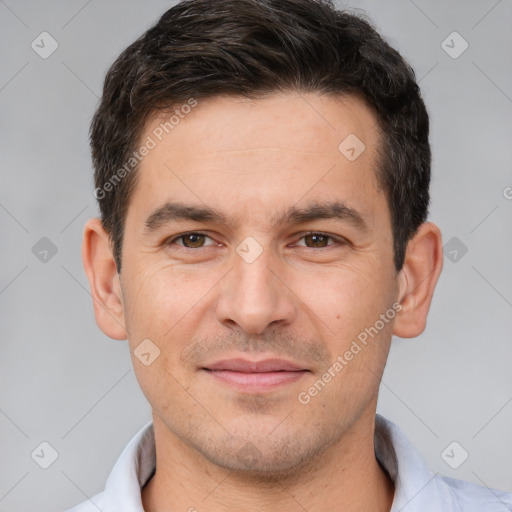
[201, 358, 309, 393]
[202, 358, 306, 372]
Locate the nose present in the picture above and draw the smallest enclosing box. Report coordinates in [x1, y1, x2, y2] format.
[215, 244, 297, 335]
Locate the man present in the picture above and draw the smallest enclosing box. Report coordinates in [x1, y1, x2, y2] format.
[67, 0, 512, 510]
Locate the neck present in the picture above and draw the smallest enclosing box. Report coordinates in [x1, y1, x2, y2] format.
[142, 407, 395, 512]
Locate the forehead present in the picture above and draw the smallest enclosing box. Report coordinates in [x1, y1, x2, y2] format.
[127, 92, 387, 232]
[145, 92, 379, 157]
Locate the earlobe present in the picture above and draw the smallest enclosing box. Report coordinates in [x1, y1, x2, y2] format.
[82, 218, 128, 340]
[393, 222, 443, 339]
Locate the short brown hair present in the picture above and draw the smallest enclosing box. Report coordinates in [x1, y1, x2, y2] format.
[90, 0, 430, 273]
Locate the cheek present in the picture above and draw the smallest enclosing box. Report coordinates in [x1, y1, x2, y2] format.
[122, 263, 200, 336]
[121, 263, 222, 382]
[300, 269, 395, 416]
[121, 265, 202, 409]
[295, 261, 394, 337]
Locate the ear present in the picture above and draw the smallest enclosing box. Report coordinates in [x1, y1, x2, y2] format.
[393, 222, 443, 338]
[82, 218, 127, 340]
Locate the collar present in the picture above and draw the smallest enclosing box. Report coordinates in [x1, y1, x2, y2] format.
[102, 414, 445, 511]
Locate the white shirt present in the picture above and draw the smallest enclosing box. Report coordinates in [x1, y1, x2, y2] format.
[64, 414, 512, 512]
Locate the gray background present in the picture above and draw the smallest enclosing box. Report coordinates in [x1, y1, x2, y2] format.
[1, 1, 511, 510]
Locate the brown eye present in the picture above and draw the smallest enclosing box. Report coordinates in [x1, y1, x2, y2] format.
[303, 233, 331, 248]
[181, 233, 206, 248]
[168, 232, 215, 249]
[295, 232, 341, 248]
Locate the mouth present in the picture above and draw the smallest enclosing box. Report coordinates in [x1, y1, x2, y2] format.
[201, 358, 310, 393]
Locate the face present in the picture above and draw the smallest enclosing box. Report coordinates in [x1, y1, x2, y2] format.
[118, 92, 401, 476]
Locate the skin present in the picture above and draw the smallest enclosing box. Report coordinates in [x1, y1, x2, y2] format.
[82, 92, 443, 512]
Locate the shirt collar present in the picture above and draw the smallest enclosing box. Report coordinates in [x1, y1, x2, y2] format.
[102, 414, 442, 511]
[103, 420, 155, 512]
[375, 415, 443, 510]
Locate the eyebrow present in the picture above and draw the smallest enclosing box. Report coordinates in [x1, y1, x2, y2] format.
[143, 200, 367, 234]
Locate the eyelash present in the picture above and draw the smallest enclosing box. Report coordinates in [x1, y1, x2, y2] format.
[166, 231, 346, 249]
